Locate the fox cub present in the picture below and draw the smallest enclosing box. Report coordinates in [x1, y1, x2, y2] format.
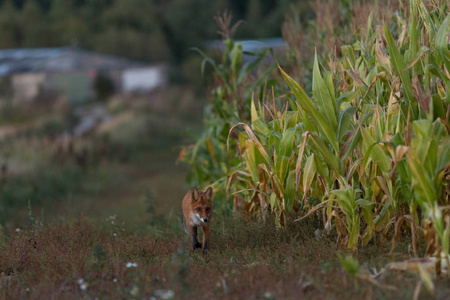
[182, 187, 213, 255]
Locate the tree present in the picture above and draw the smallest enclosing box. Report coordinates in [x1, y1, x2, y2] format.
[0, 0, 22, 48]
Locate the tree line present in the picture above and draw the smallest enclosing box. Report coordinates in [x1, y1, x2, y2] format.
[0, 0, 313, 64]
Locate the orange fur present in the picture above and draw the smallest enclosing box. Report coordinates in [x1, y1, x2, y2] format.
[181, 187, 213, 255]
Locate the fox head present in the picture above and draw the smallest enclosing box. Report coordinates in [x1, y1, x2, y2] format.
[190, 187, 213, 223]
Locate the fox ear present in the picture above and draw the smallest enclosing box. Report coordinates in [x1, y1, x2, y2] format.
[205, 187, 213, 200]
[190, 188, 199, 202]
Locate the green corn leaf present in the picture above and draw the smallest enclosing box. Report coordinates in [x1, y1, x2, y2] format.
[251, 99, 270, 135]
[284, 170, 296, 212]
[374, 176, 396, 209]
[250, 98, 258, 123]
[297, 104, 316, 132]
[338, 106, 357, 141]
[269, 192, 277, 210]
[435, 14, 450, 74]
[275, 126, 295, 182]
[408, 0, 418, 65]
[341, 45, 357, 67]
[229, 123, 274, 170]
[337, 91, 358, 103]
[443, 225, 450, 256]
[286, 111, 300, 129]
[332, 189, 354, 216]
[279, 66, 340, 153]
[348, 216, 360, 251]
[402, 46, 429, 73]
[436, 139, 450, 174]
[275, 155, 290, 184]
[417, 1, 436, 39]
[230, 42, 243, 80]
[374, 202, 392, 231]
[359, 203, 374, 231]
[277, 127, 297, 157]
[295, 132, 308, 189]
[383, 23, 417, 119]
[324, 71, 336, 101]
[360, 126, 390, 172]
[427, 64, 450, 102]
[413, 119, 432, 139]
[313, 51, 338, 130]
[307, 133, 342, 177]
[302, 154, 316, 198]
[243, 139, 263, 183]
[407, 149, 437, 207]
[252, 117, 270, 136]
[342, 126, 361, 161]
[259, 163, 285, 204]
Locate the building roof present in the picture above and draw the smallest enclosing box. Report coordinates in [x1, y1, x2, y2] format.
[206, 37, 286, 52]
[0, 47, 144, 76]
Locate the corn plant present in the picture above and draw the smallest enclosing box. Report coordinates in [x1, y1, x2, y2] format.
[180, 12, 279, 211]
[222, 1, 450, 255]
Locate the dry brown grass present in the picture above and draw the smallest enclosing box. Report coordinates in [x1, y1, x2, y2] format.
[0, 217, 178, 299]
[0, 216, 449, 299]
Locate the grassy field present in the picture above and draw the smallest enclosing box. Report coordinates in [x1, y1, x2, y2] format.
[1, 215, 449, 299]
[2, 2, 450, 298]
[0, 89, 448, 300]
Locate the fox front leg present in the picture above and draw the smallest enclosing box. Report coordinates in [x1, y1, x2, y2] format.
[201, 225, 210, 255]
[189, 226, 202, 251]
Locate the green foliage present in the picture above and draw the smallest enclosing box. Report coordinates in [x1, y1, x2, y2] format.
[187, 1, 450, 257]
[0, 161, 84, 219]
[93, 73, 115, 102]
[338, 254, 360, 276]
[180, 31, 279, 211]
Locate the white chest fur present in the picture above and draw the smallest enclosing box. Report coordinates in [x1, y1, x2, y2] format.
[189, 213, 203, 226]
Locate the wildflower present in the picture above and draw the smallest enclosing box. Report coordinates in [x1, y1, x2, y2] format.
[113, 278, 117, 283]
[130, 285, 139, 296]
[113, 233, 117, 237]
[126, 262, 138, 268]
[15, 228, 21, 233]
[154, 289, 174, 299]
[107, 215, 117, 225]
[77, 278, 88, 291]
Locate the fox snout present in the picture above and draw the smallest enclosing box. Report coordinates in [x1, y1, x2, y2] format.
[194, 213, 209, 223]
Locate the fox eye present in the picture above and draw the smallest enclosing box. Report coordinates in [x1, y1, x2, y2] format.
[196, 208, 201, 212]
[206, 207, 210, 212]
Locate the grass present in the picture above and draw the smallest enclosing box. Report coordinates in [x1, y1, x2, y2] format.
[0, 215, 448, 299]
[0, 4, 449, 295]
[0, 87, 201, 227]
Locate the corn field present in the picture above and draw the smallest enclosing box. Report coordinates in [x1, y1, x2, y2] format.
[182, 1, 450, 257]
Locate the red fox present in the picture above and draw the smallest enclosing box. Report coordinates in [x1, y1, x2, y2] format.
[182, 187, 213, 255]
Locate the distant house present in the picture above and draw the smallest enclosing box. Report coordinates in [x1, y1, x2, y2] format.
[206, 37, 286, 61]
[0, 47, 167, 103]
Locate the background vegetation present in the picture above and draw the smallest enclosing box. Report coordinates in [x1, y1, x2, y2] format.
[182, 0, 450, 262]
[0, 0, 449, 298]
[0, 0, 312, 64]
